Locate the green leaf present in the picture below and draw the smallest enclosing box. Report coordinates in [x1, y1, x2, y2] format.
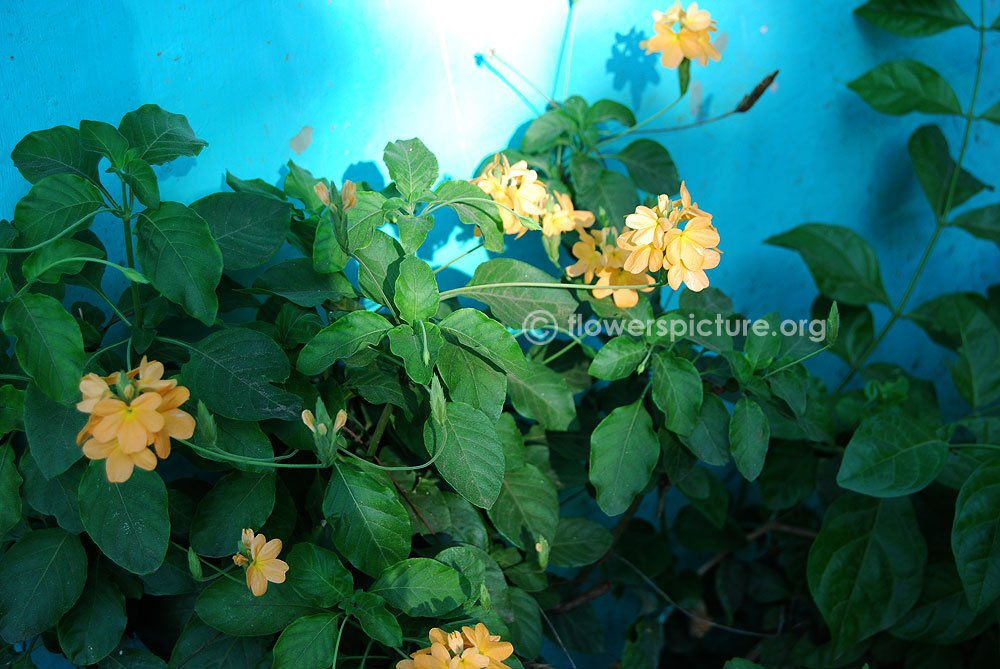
[253, 257, 353, 307]
[951, 204, 1000, 249]
[980, 99, 1000, 125]
[0, 447, 22, 536]
[908, 124, 988, 217]
[678, 59, 691, 95]
[79, 120, 129, 168]
[190, 471, 276, 557]
[387, 322, 443, 385]
[891, 561, 991, 643]
[103, 648, 169, 668]
[286, 543, 353, 608]
[394, 255, 439, 323]
[12, 174, 105, 247]
[354, 229, 403, 308]
[622, 617, 664, 669]
[436, 342, 506, 421]
[589, 400, 659, 515]
[323, 460, 411, 577]
[728, 398, 770, 481]
[169, 617, 267, 667]
[57, 568, 126, 665]
[135, 202, 223, 325]
[488, 464, 559, 550]
[78, 463, 169, 574]
[438, 308, 528, 376]
[208, 416, 275, 470]
[190, 192, 292, 270]
[847, 59, 962, 115]
[614, 139, 680, 195]
[120, 157, 160, 209]
[351, 591, 402, 647]
[118, 104, 207, 165]
[588, 336, 646, 380]
[182, 328, 303, 421]
[195, 577, 320, 636]
[339, 190, 385, 253]
[20, 455, 84, 533]
[464, 258, 579, 330]
[283, 161, 328, 214]
[2, 293, 85, 403]
[743, 312, 782, 370]
[680, 393, 730, 466]
[854, 0, 973, 36]
[521, 110, 577, 153]
[507, 588, 543, 658]
[432, 180, 504, 252]
[807, 494, 926, 653]
[0, 528, 87, 643]
[651, 352, 703, 437]
[312, 213, 350, 274]
[587, 100, 636, 127]
[576, 169, 639, 224]
[757, 442, 818, 510]
[952, 459, 1000, 612]
[766, 223, 890, 306]
[424, 402, 505, 509]
[397, 214, 434, 254]
[22, 238, 104, 284]
[11, 125, 100, 184]
[272, 613, 342, 669]
[507, 359, 577, 431]
[226, 171, 287, 199]
[383, 138, 438, 201]
[298, 311, 393, 375]
[550, 517, 614, 567]
[372, 557, 472, 617]
[837, 411, 948, 497]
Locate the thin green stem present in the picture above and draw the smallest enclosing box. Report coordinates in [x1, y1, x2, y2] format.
[340, 441, 445, 472]
[330, 614, 349, 668]
[13, 256, 145, 301]
[180, 439, 326, 469]
[486, 51, 559, 108]
[439, 280, 666, 301]
[358, 639, 375, 669]
[93, 289, 133, 328]
[170, 541, 243, 584]
[121, 216, 143, 327]
[0, 208, 113, 254]
[950, 443, 1000, 452]
[763, 343, 833, 378]
[434, 243, 484, 274]
[84, 338, 130, 368]
[366, 405, 393, 457]
[596, 94, 686, 149]
[634, 110, 736, 134]
[0, 374, 30, 383]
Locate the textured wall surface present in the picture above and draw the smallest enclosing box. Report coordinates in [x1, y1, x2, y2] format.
[2, 0, 999, 665]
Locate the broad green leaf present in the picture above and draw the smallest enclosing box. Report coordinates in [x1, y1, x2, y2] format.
[743, 312, 782, 369]
[286, 543, 353, 608]
[283, 160, 328, 214]
[338, 190, 385, 253]
[120, 157, 160, 209]
[891, 561, 990, 644]
[397, 215, 434, 255]
[952, 204, 1000, 249]
[728, 398, 769, 481]
[838, 411, 948, 496]
[908, 124, 988, 216]
[313, 212, 350, 273]
[588, 336, 646, 380]
[0, 385, 23, 439]
[103, 648, 169, 668]
[355, 229, 404, 308]
[590, 400, 659, 515]
[383, 138, 438, 201]
[190, 191, 292, 270]
[438, 308, 528, 376]
[78, 463, 170, 574]
[272, 613, 342, 669]
[488, 464, 559, 550]
[576, 169, 639, 225]
[507, 359, 577, 431]
[387, 322, 444, 385]
[297, 311, 393, 375]
[433, 179, 505, 252]
[394, 255, 439, 323]
[0, 528, 87, 643]
[464, 258, 578, 330]
[11, 125, 100, 184]
[253, 257, 353, 307]
[226, 171, 287, 199]
[757, 442, 818, 510]
[22, 238, 104, 284]
[847, 59, 962, 115]
[20, 455, 84, 533]
[182, 328, 303, 421]
[118, 104, 207, 165]
[952, 459, 1000, 612]
[57, 568, 126, 665]
[79, 120, 129, 168]
[169, 618, 267, 667]
[371, 557, 472, 617]
[12, 174, 105, 247]
[807, 494, 926, 653]
[497, 413, 526, 471]
[436, 342, 506, 421]
[2, 293, 85, 403]
[195, 577, 320, 636]
[980, 99, 1000, 125]
[424, 402, 505, 508]
[443, 492, 490, 549]
[621, 616, 664, 669]
[0, 447, 22, 536]
[587, 99, 636, 127]
[208, 417, 275, 471]
[323, 460, 411, 577]
[651, 352, 703, 437]
[614, 139, 680, 194]
[190, 471, 276, 557]
[135, 202, 222, 325]
[550, 517, 613, 567]
[855, 0, 973, 36]
[521, 110, 577, 153]
[351, 591, 402, 647]
[766, 223, 891, 306]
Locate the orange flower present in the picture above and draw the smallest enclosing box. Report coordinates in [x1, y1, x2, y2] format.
[462, 623, 514, 669]
[641, 3, 721, 69]
[90, 392, 164, 453]
[541, 191, 594, 237]
[82, 437, 157, 483]
[238, 529, 289, 597]
[127, 356, 177, 393]
[152, 386, 196, 458]
[594, 268, 656, 308]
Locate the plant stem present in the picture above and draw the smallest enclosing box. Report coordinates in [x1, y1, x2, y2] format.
[0, 374, 30, 382]
[366, 405, 393, 457]
[596, 94, 686, 149]
[834, 7, 986, 393]
[0, 208, 114, 254]
[486, 51, 559, 109]
[180, 439, 325, 469]
[330, 615, 349, 668]
[636, 109, 736, 134]
[119, 187, 143, 327]
[434, 243, 484, 274]
[439, 280, 665, 301]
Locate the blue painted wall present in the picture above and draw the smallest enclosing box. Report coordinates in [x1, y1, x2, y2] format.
[2, 0, 1000, 665]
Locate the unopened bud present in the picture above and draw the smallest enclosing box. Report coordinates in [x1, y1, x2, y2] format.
[313, 182, 331, 207]
[333, 409, 348, 432]
[188, 547, 204, 579]
[301, 409, 317, 433]
[341, 180, 357, 211]
[317, 423, 328, 436]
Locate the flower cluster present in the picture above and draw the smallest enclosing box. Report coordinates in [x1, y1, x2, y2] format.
[640, 2, 721, 69]
[76, 357, 196, 483]
[567, 227, 655, 308]
[472, 153, 594, 239]
[397, 624, 514, 669]
[232, 529, 289, 597]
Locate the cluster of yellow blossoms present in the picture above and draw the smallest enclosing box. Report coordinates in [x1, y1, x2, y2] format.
[398, 624, 514, 669]
[640, 2, 721, 69]
[76, 357, 196, 483]
[232, 528, 289, 597]
[473, 153, 595, 239]
[567, 227, 655, 309]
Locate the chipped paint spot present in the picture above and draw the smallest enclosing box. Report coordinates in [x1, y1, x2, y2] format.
[688, 81, 703, 116]
[769, 82, 779, 93]
[760, 25, 768, 34]
[714, 32, 729, 54]
[284, 53, 289, 61]
[290, 126, 313, 155]
[330, 124, 335, 131]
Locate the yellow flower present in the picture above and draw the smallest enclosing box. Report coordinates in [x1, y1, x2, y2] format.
[663, 216, 721, 271]
[89, 392, 165, 453]
[232, 554, 248, 567]
[238, 529, 289, 597]
[594, 268, 656, 308]
[77, 372, 119, 413]
[462, 623, 514, 669]
[541, 191, 594, 237]
[82, 437, 157, 483]
[642, 3, 720, 68]
[472, 154, 547, 238]
[127, 356, 177, 394]
[681, 2, 712, 31]
[151, 386, 196, 459]
[399, 624, 511, 669]
[566, 230, 605, 283]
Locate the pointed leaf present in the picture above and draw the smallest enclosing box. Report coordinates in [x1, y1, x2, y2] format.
[424, 402, 505, 508]
[118, 104, 207, 165]
[2, 293, 85, 403]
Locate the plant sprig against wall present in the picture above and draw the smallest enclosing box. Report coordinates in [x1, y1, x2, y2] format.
[1, 1, 999, 667]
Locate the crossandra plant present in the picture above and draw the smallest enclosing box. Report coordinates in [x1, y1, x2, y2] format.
[0, 1, 999, 667]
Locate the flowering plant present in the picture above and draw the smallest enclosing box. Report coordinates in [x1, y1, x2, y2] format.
[1, 1, 999, 668]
